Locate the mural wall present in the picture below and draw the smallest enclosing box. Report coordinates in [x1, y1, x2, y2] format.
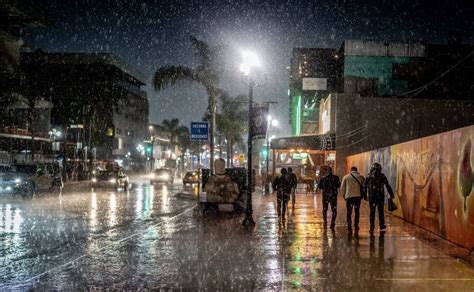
[347, 125, 474, 250]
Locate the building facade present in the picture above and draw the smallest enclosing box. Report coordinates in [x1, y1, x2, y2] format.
[288, 48, 344, 136]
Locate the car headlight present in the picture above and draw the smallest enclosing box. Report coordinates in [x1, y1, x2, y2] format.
[14, 178, 21, 183]
[92, 178, 97, 183]
[109, 178, 116, 184]
[150, 173, 155, 179]
[159, 174, 169, 180]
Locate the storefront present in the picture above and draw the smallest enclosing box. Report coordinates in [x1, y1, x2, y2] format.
[270, 134, 336, 190]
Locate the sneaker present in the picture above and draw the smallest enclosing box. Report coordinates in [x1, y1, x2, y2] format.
[380, 226, 387, 232]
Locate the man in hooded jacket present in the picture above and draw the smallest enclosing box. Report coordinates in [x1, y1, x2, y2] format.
[364, 163, 394, 233]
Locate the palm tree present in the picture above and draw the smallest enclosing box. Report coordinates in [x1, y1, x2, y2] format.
[157, 118, 190, 170]
[153, 36, 223, 172]
[217, 93, 248, 166]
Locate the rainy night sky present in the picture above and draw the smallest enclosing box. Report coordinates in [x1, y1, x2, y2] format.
[27, 0, 473, 135]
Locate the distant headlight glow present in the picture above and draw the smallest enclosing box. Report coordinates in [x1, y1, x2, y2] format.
[92, 178, 97, 183]
[109, 178, 116, 184]
[14, 178, 21, 183]
[158, 174, 169, 180]
[150, 173, 155, 179]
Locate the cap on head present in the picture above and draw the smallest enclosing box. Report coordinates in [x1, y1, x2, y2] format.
[281, 168, 287, 175]
[288, 167, 293, 172]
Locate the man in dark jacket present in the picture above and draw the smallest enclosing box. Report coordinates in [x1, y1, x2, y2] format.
[317, 167, 341, 229]
[272, 168, 290, 219]
[364, 163, 394, 233]
[287, 167, 298, 208]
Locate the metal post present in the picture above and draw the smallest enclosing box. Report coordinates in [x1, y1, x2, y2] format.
[243, 79, 256, 227]
[265, 126, 270, 194]
[209, 94, 216, 174]
[197, 142, 201, 206]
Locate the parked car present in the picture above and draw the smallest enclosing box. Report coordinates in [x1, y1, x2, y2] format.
[0, 164, 13, 176]
[6, 163, 63, 198]
[182, 171, 199, 185]
[150, 168, 174, 185]
[0, 164, 19, 195]
[91, 169, 129, 191]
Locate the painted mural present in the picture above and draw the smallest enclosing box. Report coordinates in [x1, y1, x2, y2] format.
[347, 125, 474, 250]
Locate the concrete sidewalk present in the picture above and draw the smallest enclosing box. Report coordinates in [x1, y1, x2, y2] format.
[174, 191, 474, 290]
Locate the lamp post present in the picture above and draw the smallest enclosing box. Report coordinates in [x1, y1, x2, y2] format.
[48, 128, 62, 159]
[240, 50, 260, 227]
[149, 125, 154, 172]
[265, 116, 278, 194]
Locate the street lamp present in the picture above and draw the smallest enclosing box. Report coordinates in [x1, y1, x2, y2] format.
[240, 50, 260, 227]
[148, 125, 154, 172]
[48, 128, 62, 155]
[265, 116, 278, 194]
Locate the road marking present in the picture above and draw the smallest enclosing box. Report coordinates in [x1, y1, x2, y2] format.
[2, 205, 195, 289]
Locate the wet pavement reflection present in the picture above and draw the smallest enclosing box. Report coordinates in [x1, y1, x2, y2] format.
[0, 181, 473, 290]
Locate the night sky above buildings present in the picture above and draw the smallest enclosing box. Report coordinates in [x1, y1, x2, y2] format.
[27, 0, 473, 135]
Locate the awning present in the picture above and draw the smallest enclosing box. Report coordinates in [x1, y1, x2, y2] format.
[270, 134, 335, 151]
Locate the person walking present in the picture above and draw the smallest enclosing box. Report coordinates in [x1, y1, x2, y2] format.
[287, 167, 298, 209]
[364, 163, 394, 234]
[272, 168, 290, 220]
[340, 166, 365, 233]
[317, 167, 340, 229]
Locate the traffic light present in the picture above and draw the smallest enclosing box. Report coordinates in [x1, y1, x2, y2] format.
[145, 143, 153, 157]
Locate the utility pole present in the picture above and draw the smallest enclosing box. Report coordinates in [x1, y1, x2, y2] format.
[242, 79, 255, 227]
[209, 94, 216, 174]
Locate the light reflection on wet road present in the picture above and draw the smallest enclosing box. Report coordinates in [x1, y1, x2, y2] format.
[0, 178, 473, 290]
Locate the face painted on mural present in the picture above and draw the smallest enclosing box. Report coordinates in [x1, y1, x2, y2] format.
[458, 138, 472, 212]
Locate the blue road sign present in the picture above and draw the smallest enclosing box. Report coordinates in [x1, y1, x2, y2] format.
[190, 122, 209, 141]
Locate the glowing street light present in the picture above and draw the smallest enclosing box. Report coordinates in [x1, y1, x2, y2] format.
[240, 50, 260, 76]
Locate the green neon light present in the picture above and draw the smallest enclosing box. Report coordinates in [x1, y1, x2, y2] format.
[296, 96, 301, 136]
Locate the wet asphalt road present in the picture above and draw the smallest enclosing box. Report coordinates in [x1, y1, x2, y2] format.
[0, 175, 197, 289]
[1, 177, 474, 290]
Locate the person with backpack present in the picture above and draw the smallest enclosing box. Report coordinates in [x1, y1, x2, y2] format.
[364, 163, 394, 234]
[287, 167, 298, 209]
[317, 166, 341, 229]
[272, 168, 290, 220]
[340, 166, 365, 233]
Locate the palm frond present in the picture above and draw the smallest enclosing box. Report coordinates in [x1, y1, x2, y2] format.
[190, 36, 211, 65]
[153, 66, 197, 90]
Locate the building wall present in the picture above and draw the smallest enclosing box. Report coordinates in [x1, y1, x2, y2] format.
[344, 56, 411, 96]
[334, 93, 474, 177]
[346, 125, 474, 250]
[112, 91, 148, 157]
[343, 40, 425, 97]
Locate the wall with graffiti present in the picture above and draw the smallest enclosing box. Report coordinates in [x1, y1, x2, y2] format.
[347, 125, 474, 249]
